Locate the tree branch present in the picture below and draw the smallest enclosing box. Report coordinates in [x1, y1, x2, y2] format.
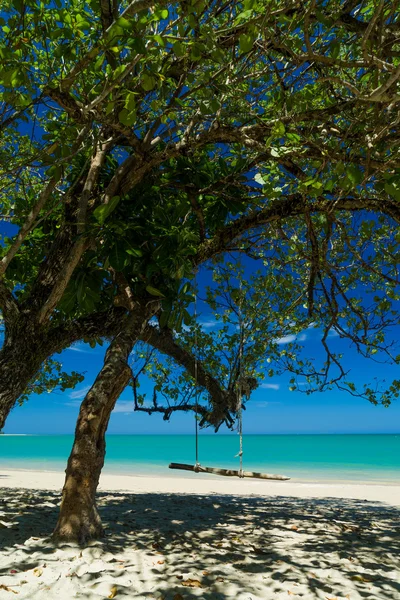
[37, 143, 111, 324]
[0, 176, 60, 276]
[195, 195, 400, 265]
[0, 280, 20, 325]
[140, 324, 236, 427]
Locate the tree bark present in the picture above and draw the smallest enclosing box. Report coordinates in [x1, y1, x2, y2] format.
[53, 309, 151, 545]
[0, 329, 50, 430]
[0, 306, 129, 430]
[0, 349, 31, 430]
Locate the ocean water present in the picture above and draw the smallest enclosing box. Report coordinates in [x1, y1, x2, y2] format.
[0, 434, 399, 483]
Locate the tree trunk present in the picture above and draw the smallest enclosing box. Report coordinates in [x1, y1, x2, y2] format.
[0, 333, 47, 430]
[53, 310, 150, 544]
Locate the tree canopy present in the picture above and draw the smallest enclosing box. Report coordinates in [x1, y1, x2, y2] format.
[1, 0, 400, 422]
[1, 0, 400, 542]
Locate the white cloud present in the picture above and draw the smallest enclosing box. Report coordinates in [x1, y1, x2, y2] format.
[64, 399, 81, 408]
[113, 401, 134, 414]
[260, 383, 280, 390]
[275, 334, 296, 344]
[328, 329, 340, 338]
[254, 400, 282, 408]
[275, 333, 307, 345]
[65, 396, 135, 413]
[69, 385, 90, 400]
[67, 343, 92, 354]
[199, 319, 219, 329]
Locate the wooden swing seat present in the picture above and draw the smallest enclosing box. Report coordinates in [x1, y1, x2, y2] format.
[169, 462, 290, 480]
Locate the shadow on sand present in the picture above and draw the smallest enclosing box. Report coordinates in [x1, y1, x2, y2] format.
[0, 488, 399, 599]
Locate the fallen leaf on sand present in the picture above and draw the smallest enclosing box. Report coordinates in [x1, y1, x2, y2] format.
[152, 542, 162, 550]
[0, 585, 18, 594]
[253, 546, 268, 555]
[291, 525, 299, 531]
[157, 560, 165, 565]
[350, 575, 372, 583]
[202, 571, 209, 576]
[9, 570, 17, 574]
[325, 597, 338, 600]
[216, 577, 225, 582]
[108, 585, 118, 599]
[33, 568, 43, 577]
[182, 579, 202, 588]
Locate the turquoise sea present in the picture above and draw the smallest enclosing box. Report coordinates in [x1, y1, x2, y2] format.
[0, 434, 400, 483]
[0, 434, 399, 483]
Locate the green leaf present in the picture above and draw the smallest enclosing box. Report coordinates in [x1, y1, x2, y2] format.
[173, 41, 185, 57]
[384, 182, 400, 201]
[159, 309, 170, 328]
[126, 247, 143, 257]
[118, 108, 136, 126]
[235, 9, 253, 23]
[141, 74, 157, 91]
[93, 196, 120, 225]
[124, 91, 137, 111]
[272, 121, 285, 137]
[153, 34, 165, 47]
[105, 101, 115, 115]
[182, 309, 191, 326]
[146, 285, 165, 297]
[255, 173, 265, 185]
[153, 8, 168, 20]
[239, 33, 254, 53]
[346, 165, 363, 186]
[109, 242, 127, 271]
[131, 37, 146, 53]
[115, 16, 133, 29]
[190, 42, 203, 61]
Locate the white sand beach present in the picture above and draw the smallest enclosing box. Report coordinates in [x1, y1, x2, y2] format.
[0, 470, 399, 599]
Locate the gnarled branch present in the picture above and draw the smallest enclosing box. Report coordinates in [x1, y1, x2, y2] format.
[140, 324, 236, 428]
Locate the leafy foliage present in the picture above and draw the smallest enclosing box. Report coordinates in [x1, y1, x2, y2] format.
[19, 358, 85, 406]
[0, 0, 400, 416]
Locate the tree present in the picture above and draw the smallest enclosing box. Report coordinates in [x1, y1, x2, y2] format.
[1, 0, 400, 542]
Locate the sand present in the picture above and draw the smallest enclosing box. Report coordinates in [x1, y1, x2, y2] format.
[0, 470, 399, 599]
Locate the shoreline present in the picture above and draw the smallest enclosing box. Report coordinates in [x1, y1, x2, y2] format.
[0, 463, 400, 487]
[1, 467, 399, 506]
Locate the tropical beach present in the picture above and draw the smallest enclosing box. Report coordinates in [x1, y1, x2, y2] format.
[2, 0, 400, 599]
[1, 468, 400, 599]
[1, 434, 400, 599]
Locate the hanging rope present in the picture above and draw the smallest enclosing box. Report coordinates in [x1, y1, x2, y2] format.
[237, 394, 243, 477]
[194, 276, 200, 471]
[236, 283, 244, 478]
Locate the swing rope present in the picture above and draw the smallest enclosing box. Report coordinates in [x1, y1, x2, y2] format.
[194, 280, 200, 471]
[168, 275, 290, 480]
[236, 285, 244, 478]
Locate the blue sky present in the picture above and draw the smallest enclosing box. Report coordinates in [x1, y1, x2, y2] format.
[3, 318, 400, 435]
[2, 212, 400, 435]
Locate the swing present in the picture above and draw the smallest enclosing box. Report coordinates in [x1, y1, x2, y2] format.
[168, 403, 290, 481]
[169, 283, 290, 482]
